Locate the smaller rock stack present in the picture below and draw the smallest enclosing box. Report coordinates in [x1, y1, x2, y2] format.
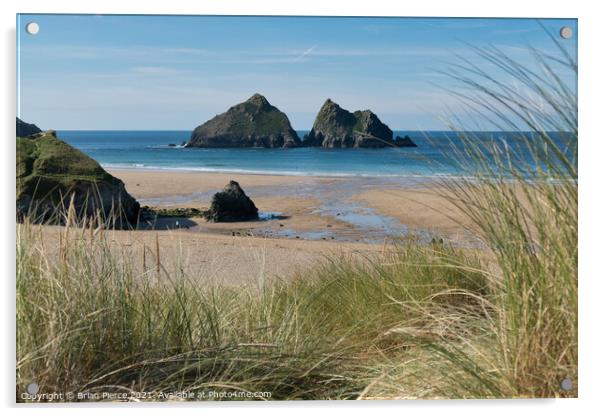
[206, 181, 259, 222]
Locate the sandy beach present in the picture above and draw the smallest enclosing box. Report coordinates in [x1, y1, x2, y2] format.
[34, 224, 382, 285]
[32, 169, 479, 285]
[109, 169, 474, 241]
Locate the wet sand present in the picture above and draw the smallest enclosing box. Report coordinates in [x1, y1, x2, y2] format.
[350, 187, 474, 241]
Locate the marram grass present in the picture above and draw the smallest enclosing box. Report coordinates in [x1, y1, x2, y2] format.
[17, 225, 488, 401]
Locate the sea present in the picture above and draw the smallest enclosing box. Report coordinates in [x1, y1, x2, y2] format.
[56, 130, 574, 179]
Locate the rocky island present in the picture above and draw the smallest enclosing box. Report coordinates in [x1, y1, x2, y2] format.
[394, 135, 418, 147]
[187, 94, 301, 148]
[186, 96, 416, 149]
[17, 125, 140, 226]
[303, 99, 397, 148]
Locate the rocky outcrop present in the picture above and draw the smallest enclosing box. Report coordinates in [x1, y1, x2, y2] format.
[16, 130, 140, 226]
[17, 117, 42, 137]
[187, 94, 301, 148]
[303, 99, 394, 148]
[206, 181, 258, 222]
[394, 135, 417, 147]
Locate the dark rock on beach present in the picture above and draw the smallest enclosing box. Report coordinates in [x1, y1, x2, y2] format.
[206, 181, 259, 222]
[187, 93, 301, 148]
[303, 99, 394, 148]
[16, 117, 42, 137]
[16, 128, 140, 226]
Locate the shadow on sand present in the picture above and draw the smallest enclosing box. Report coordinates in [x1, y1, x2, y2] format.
[138, 216, 198, 230]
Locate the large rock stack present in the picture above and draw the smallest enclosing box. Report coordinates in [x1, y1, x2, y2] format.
[187, 94, 301, 149]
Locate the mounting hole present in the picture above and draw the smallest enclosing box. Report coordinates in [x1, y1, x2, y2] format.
[26, 382, 39, 395]
[25, 22, 39, 35]
[559, 26, 572, 39]
[560, 378, 573, 391]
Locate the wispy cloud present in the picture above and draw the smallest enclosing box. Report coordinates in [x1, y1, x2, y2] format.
[130, 66, 183, 75]
[307, 47, 456, 57]
[21, 43, 458, 66]
[294, 45, 316, 61]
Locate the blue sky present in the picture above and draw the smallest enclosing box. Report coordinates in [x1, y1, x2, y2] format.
[17, 15, 577, 130]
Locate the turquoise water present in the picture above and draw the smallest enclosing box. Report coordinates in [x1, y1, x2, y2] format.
[56, 130, 572, 178]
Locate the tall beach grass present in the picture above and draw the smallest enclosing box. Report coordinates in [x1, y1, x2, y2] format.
[405, 42, 577, 398]
[17, 222, 487, 400]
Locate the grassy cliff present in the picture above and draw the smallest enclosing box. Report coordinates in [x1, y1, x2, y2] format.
[17, 131, 139, 225]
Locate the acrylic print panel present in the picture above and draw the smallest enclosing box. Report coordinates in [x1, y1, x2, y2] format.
[16, 14, 577, 402]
